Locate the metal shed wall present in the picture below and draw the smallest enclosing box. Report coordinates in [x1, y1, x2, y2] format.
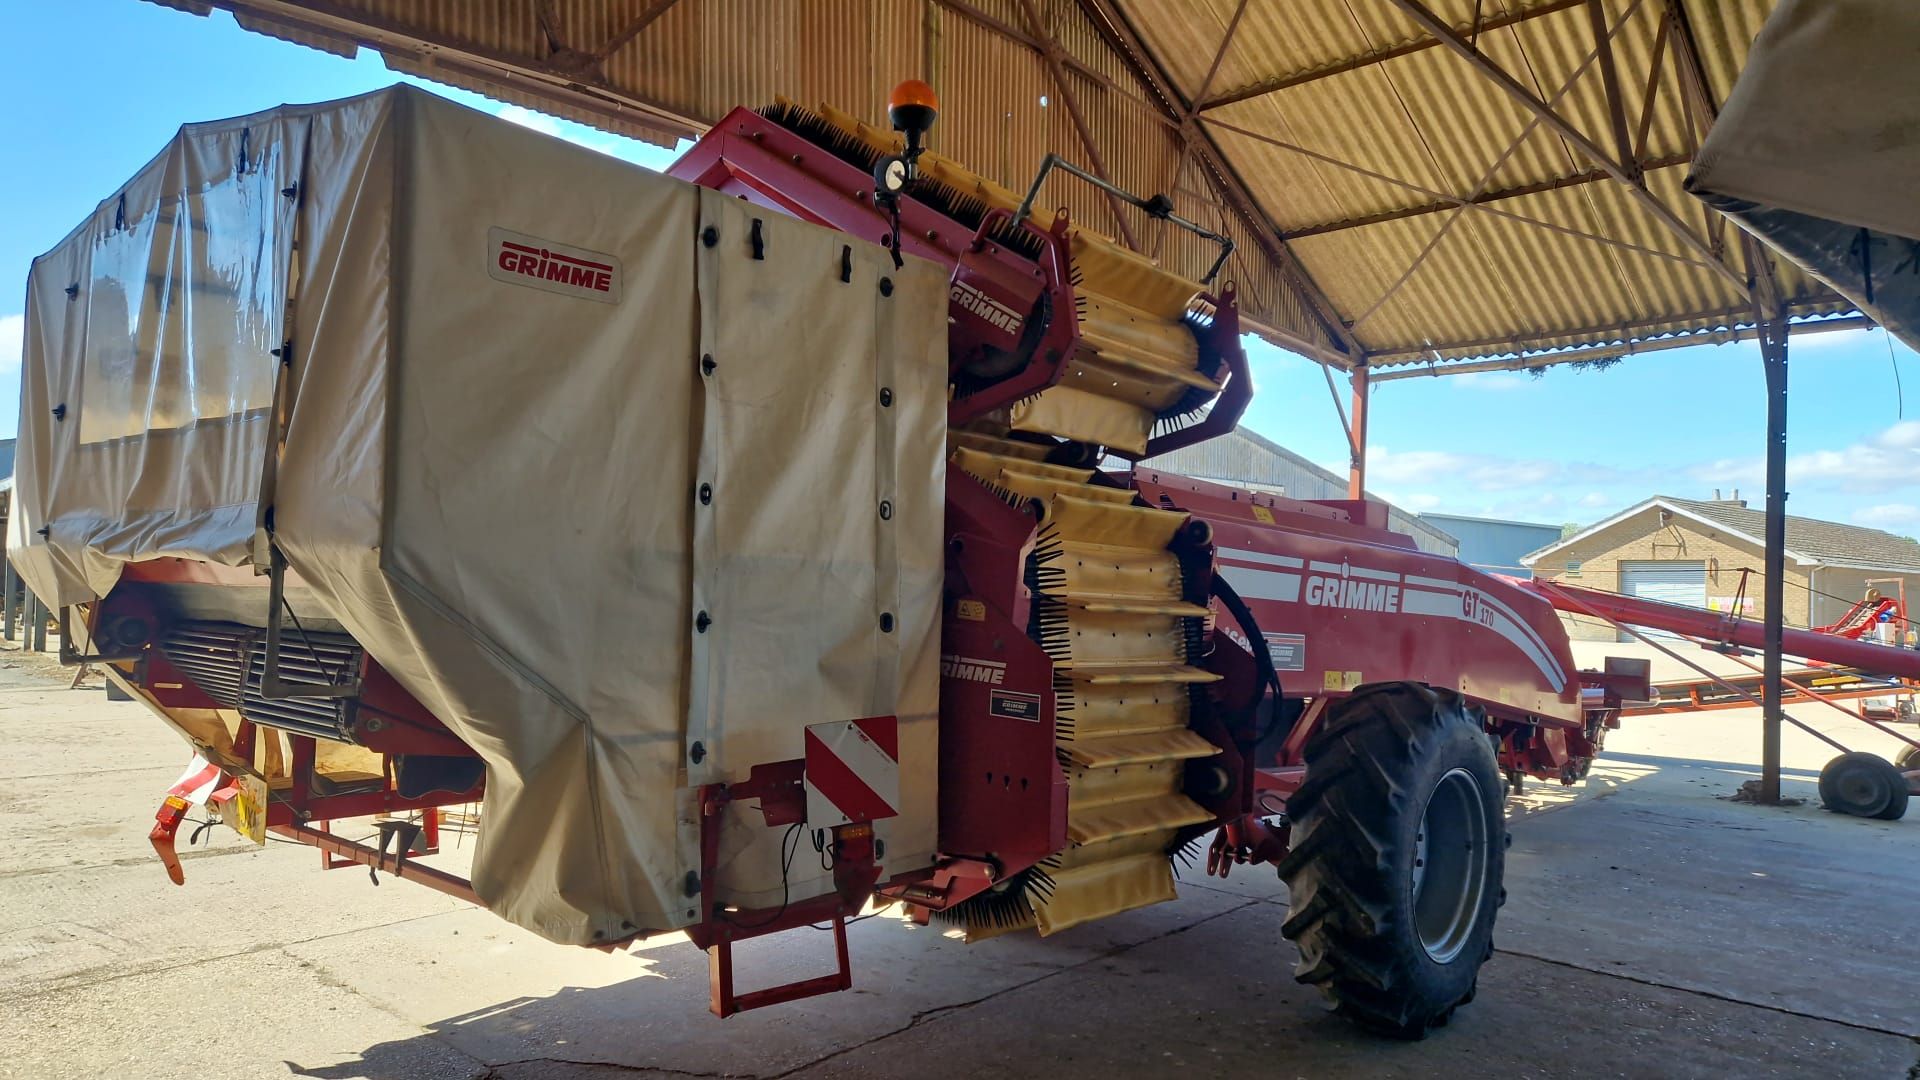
[1140, 428, 1460, 556]
[1418, 513, 1564, 576]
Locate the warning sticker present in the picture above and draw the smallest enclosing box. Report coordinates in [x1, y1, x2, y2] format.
[989, 689, 1042, 722]
[1322, 670, 1364, 692]
[1263, 632, 1306, 672]
[804, 716, 900, 826]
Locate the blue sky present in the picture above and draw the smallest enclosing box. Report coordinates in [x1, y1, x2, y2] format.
[5, 2, 1917, 538]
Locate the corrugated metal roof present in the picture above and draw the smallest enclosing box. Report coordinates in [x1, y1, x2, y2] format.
[1133, 0, 1843, 366]
[154, 0, 1846, 372]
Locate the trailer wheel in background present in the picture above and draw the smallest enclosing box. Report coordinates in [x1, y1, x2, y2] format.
[1895, 743, 1920, 773]
[1818, 752, 1908, 820]
[1277, 682, 1505, 1038]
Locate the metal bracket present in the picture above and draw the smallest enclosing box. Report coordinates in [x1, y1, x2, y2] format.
[261, 543, 360, 700]
[56, 606, 144, 666]
[1013, 153, 1236, 283]
[367, 819, 424, 885]
[693, 781, 864, 1018]
[275, 820, 479, 905]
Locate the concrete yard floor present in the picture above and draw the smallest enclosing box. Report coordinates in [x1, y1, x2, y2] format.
[4, 641, 1919, 1079]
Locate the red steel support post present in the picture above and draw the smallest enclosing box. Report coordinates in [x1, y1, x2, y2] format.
[1347, 364, 1370, 500]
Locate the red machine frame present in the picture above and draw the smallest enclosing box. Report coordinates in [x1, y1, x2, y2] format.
[100, 96, 1902, 1022]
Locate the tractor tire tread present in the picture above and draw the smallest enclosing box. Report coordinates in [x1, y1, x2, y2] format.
[1278, 682, 1505, 1040]
[1820, 751, 1909, 820]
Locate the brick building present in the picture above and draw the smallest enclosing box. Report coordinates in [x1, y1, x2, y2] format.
[1521, 495, 1920, 641]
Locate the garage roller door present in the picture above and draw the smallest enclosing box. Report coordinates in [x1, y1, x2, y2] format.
[1619, 561, 1708, 640]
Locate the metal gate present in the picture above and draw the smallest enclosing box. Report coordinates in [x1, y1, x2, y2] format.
[1619, 560, 1708, 641]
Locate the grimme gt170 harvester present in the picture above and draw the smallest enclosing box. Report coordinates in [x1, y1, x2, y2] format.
[12, 83, 1648, 1036]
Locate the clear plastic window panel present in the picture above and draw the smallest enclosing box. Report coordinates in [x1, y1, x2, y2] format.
[80, 132, 288, 445]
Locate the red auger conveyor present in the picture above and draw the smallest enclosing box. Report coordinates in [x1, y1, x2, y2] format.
[1529, 580, 1920, 683]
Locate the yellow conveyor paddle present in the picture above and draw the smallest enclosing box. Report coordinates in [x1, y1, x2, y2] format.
[951, 435, 1221, 938]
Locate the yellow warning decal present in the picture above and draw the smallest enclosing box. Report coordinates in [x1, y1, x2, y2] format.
[956, 598, 987, 622]
[1251, 505, 1275, 524]
[1323, 670, 1364, 691]
[217, 774, 268, 845]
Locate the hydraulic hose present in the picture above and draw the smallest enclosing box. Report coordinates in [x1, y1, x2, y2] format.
[1209, 572, 1287, 747]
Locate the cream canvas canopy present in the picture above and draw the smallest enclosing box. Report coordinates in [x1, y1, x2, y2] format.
[1687, 0, 1920, 347]
[10, 86, 948, 945]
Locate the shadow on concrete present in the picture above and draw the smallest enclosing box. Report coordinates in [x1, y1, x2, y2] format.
[283, 988, 650, 1079]
[277, 900, 1920, 1080]
[274, 749, 1913, 1079]
[1599, 750, 1823, 779]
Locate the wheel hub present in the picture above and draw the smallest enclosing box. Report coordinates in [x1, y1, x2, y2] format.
[1412, 767, 1489, 965]
[1837, 767, 1883, 807]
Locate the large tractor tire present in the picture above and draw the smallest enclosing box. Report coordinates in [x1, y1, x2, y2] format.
[1278, 682, 1506, 1038]
[1819, 752, 1910, 821]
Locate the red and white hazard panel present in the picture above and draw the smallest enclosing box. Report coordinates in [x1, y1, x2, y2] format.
[803, 716, 900, 826]
[168, 754, 225, 807]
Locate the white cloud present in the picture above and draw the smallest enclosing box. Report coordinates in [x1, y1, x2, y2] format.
[496, 104, 564, 138]
[1354, 445, 1672, 524]
[1685, 455, 1759, 490]
[0, 314, 21, 376]
[488, 104, 688, 172]
[1792, 420, 1920, 492]
[1366, 447, 1560, 491]
[1853, 503, 1920, 533]
[1695, 421, 1920, 495]
[1451, 371, 1537, 392]
[1380, 490, 1443, 512]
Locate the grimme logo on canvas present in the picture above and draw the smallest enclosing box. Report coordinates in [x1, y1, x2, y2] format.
[487, 226, 621, 304]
